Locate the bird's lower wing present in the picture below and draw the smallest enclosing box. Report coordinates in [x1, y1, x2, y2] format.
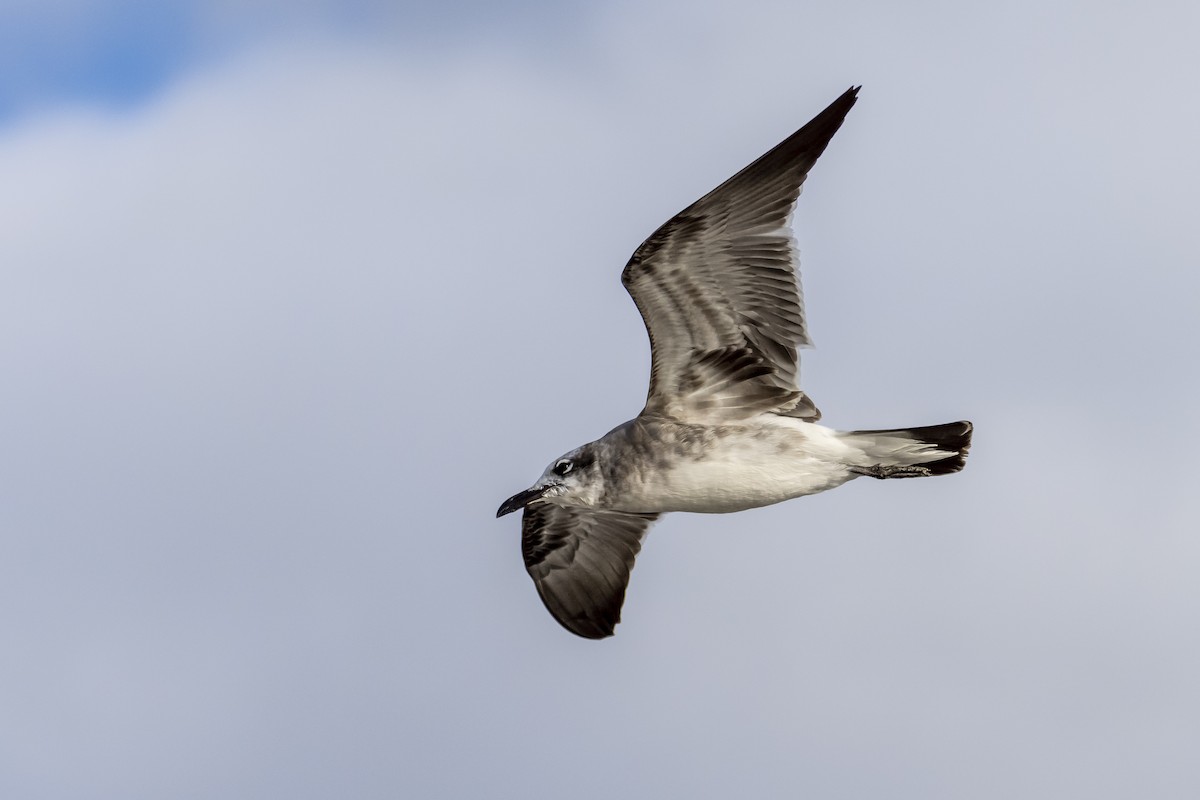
[521, 504, 659, 639]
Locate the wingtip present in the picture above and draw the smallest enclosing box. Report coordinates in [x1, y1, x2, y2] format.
[810, 85, 860, 125]
[561, 617, 616, 640]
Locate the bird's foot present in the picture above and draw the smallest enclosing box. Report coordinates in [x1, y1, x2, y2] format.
[850, 464, 934, 480]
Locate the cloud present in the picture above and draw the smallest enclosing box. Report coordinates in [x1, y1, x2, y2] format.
[2, 2, 1199, 797]
[0, 0, 603, 124]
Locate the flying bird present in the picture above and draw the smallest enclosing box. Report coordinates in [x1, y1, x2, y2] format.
[498, 86, 972, 639]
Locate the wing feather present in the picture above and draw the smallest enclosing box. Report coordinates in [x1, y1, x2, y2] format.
[622, 86, 859, 422]
[523, 506, 662, 638]
[521, 504, 658, 639]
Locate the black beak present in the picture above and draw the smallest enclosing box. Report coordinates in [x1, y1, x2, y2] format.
[496, 486, 548, 518]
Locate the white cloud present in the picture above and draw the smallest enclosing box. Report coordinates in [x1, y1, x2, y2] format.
[2, 2, 1199, 797]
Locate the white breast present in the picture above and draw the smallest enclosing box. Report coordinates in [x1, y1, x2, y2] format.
[629, 418, 858, 514]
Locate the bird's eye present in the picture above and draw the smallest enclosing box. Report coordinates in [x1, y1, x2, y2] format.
[553, 459, 574, 476]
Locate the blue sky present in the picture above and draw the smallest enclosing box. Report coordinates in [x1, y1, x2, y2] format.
[2, 1, 1199, 798]
[0, 1, 203, 123]
[0, 0, 597, 124]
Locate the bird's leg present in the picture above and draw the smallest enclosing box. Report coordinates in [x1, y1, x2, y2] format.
[850, 464, 934, 480]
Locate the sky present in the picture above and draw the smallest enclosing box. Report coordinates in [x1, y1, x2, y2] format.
[2, 0, 1199, 797]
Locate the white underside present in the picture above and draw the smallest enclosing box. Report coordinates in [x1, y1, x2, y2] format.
[620, 417, 863, 514]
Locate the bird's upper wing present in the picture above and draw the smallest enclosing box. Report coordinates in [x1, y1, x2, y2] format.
[622, 86, 859, 423]
[521, 503, 659, 639]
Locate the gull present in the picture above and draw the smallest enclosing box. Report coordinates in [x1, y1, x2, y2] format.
[497, 86, 972, 639]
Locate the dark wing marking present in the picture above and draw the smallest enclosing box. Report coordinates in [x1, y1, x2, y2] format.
[622, 86, 858, 422]
[521, 504, 659, 639]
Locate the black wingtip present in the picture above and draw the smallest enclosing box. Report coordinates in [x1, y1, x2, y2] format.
[825, 85, 860, 116]
[534, 585, 619, 639]
[565, 619, 616, 640]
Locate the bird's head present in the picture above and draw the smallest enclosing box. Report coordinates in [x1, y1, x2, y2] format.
[496, 443, 602, 517]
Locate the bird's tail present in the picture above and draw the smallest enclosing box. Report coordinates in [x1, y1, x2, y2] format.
[840, 420, 973, 477]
